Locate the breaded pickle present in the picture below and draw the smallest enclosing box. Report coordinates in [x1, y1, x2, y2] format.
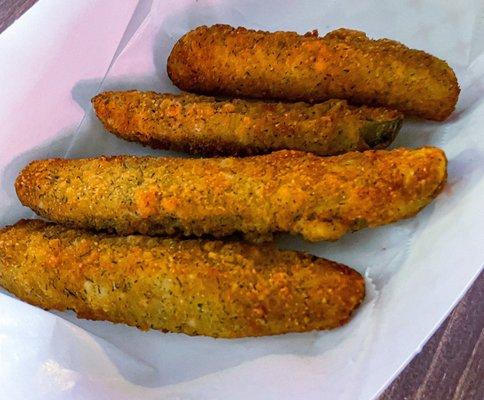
[0, 220, 365, 338]
[15, 148, 447, 242]
[167, 25, 459, 121]
[92, 90, 402, 156]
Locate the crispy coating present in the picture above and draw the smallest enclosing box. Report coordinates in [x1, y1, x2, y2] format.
[0, 220, 365, 338]
[15, 148, 446, 242]
[167, 25, 459, 121]
[92, 90, 402, 156]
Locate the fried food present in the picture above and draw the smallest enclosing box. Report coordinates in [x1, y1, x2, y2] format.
[15, 148, 447, 242]
[92, 90, 402, 157]
[0, 219, 365, 338]
[167, 24, 459, 121]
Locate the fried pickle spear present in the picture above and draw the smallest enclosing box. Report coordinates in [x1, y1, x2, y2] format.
[167, 25, 459, 121]
[0, 219, 365, 338]
[92, 90, 402, 156]
[15, 148, 446, 242]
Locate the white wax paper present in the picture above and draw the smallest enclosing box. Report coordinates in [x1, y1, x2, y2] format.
[0, 1, 483, 399]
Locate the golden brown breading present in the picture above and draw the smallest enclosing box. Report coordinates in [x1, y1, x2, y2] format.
[92, 90, 402, 156]
[167, 25, 459, 121]
[15, 148, 446, 242]
[0, 219, 365, 338]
